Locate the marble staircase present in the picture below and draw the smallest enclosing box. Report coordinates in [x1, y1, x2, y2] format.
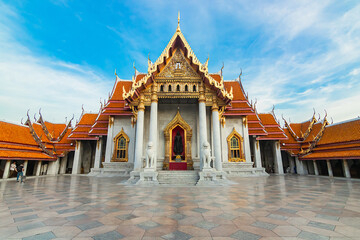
[157, 170, 199, 185]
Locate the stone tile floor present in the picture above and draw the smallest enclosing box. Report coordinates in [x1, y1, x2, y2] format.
[1, 175, 360, 239]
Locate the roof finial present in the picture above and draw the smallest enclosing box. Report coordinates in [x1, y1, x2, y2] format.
[177, 11, 181, 32]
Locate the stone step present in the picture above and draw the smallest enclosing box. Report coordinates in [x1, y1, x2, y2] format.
[157, 171, 199, 185]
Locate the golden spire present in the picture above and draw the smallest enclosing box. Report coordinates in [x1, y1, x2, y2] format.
[177, 11, 181, 32]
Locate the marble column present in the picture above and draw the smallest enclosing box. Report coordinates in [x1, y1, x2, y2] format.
[36, 161, 42, 176]
[134, 95, 145, 171]
[326, 160, 333, 177]
[295, 156, 305, 175]
[342, 159, 351, 178]
[72, 141, 83, 174]
[148, 83, 158, 170]
[272, 141, 284, 174]
[289, 156, 295, 173]
[252, 137, 262, 168]
[242, 117, 252, 163]
[2, 160, 10, 179]
[198, 84, 208, 170]
[59, 155, 68, 174]
[104, 117, 114, 163]
[94, 137, 104, 169]
[48, 158, 60, 175]
[313, 160, 319, 175]
[23, 160, 28, 176]
[211, 97, 222, 171]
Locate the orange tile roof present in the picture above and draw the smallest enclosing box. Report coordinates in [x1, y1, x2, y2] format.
[0, 121, 38, 146]
[300, 149, 360, 160]
[224, 81, 247, 101]
[0, 149, 56, 160]
[109, 80, 133, 101]
[317, 118, 360, 145]
[209, 74, 221, 83]
[257, 113, 287, 140]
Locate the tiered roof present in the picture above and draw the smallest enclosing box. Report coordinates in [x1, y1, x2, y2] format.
[257, 113, 287, 140]
[300, 118, 360, 160]
[0, 113, 75, 161]
[68, 113, 98, 140]
[281, 114, 328, 156]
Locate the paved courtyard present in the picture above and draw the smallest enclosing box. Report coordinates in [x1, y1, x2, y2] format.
[0, 175, 360, 240]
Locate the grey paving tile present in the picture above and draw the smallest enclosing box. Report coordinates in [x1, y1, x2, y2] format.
[195, 220, 219, 230]
[169, 213, 186, 220]
[116, 213, 137, 220]
[218, 213, 237, 220]
[192, 207, 209, 213]
[77, 221, 104, 231]
[92, 230, 124, 240]
[14, 214, 38, 222]
[10, 209, 33, 215]
[137, 220, 160, 230]
[231, 230, 261, 240]
[298, 230, 329, 240]
[172, 203, 185, 208]
[278, 207, 297, 214]
[56, 208, 77, 214]
[308, 221, 335, 231]
[49, 204, 67, 209]
[251, 221, 277, 230]
[18, 221, 46, 232]
[267, 213, 288, 220]
[162, 230, 192, 240]
[316, 214, 340, 221]
[22, 231, 56, 240]
[66, 214, 88, 221]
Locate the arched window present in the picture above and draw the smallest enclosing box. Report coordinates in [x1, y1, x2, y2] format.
[193, 85, 196, 92]
[185, 85, 188, 92]
[160, 85, 164, 92]
[168, 85, 172, 92]
[226, 128, 245, 162]
[176, 84, 180, 91]
[112, 129, 129, 162]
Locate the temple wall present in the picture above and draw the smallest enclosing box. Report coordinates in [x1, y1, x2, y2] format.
[113, 116, 135, 163]
[142, 103, 208, 161]
[220, 116, 246, 162]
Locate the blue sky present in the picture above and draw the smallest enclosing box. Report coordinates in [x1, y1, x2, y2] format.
[0, 0, 359, 125]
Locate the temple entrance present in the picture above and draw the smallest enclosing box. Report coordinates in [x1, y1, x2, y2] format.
[164, 111, 193, 170]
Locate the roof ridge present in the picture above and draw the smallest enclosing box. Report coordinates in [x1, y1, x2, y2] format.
[327, 117, 360, 127]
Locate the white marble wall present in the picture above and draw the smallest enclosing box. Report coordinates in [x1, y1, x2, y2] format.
[220, 117, 249, 163]
[112, 116, 136, 163]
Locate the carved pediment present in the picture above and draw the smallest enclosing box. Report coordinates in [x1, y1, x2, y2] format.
[157, 49, 199, 78]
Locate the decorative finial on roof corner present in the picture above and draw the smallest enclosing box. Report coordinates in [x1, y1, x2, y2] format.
[221, 62, 224, 77]
[81, 104, 84, 115]
[271, 104, 275, 114]
[21, 118, 24, 125]
[330, 117, 333, 124]
[177, 11, 181, 32]
[239, 68, 242, 82]
[114, 68, 117, 76]
[33, 113, 37, 122]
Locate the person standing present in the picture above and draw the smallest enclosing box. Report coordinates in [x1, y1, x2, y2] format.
[16, 163, 24, 183]
[10, 162, 16, 178]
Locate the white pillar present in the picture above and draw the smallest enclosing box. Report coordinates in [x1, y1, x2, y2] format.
[148, 84, 158, 170]
[59, 155, 68, 174]
[93, 137, 104, 169]
[211, 98, 222, 171]
[342, 159, 351, 178]
[272, 141, 284, 174]
[104, 117, 114, 163]
[36, 161, 42, 176]
[48, 158, 60, 175]
[326, 160, 333, 177]
[252, 137, 262, 168]
[198, 86, 208, 171]
[23, 160, 28, 176]
[2, 160, 11, 179]
[72, 141, 83, 174]
[242, 117, 252, 163]
[134, 95, 145, 171]
[313, 160, 319, 175]
[295, 156, 305, 175]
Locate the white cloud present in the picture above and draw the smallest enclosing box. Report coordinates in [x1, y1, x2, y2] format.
[0, 3, 111, 124]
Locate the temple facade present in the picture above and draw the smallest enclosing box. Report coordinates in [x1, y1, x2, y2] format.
[1, 18, 359, 182]
[66, 20, 286, 185]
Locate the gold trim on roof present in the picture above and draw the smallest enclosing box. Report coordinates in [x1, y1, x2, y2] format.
[122, 21, 233, 101]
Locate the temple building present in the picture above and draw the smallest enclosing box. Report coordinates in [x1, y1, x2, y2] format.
[1, 17, 359, 182]
[65, 18, 288, 185]
[281, 114, 360, 178]
[0, 111, 75, 178]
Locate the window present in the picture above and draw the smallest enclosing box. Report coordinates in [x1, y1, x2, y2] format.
[160, 85, 164, 92]
[168, 85, 172, 92]
[227, 129, 245, 162]
[175, 62, 181, 69]
[112, 129, 129, 162]
[176, 84, 180, 91]
[185, 85, 188, 92]
[193, 85, 196, 92]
